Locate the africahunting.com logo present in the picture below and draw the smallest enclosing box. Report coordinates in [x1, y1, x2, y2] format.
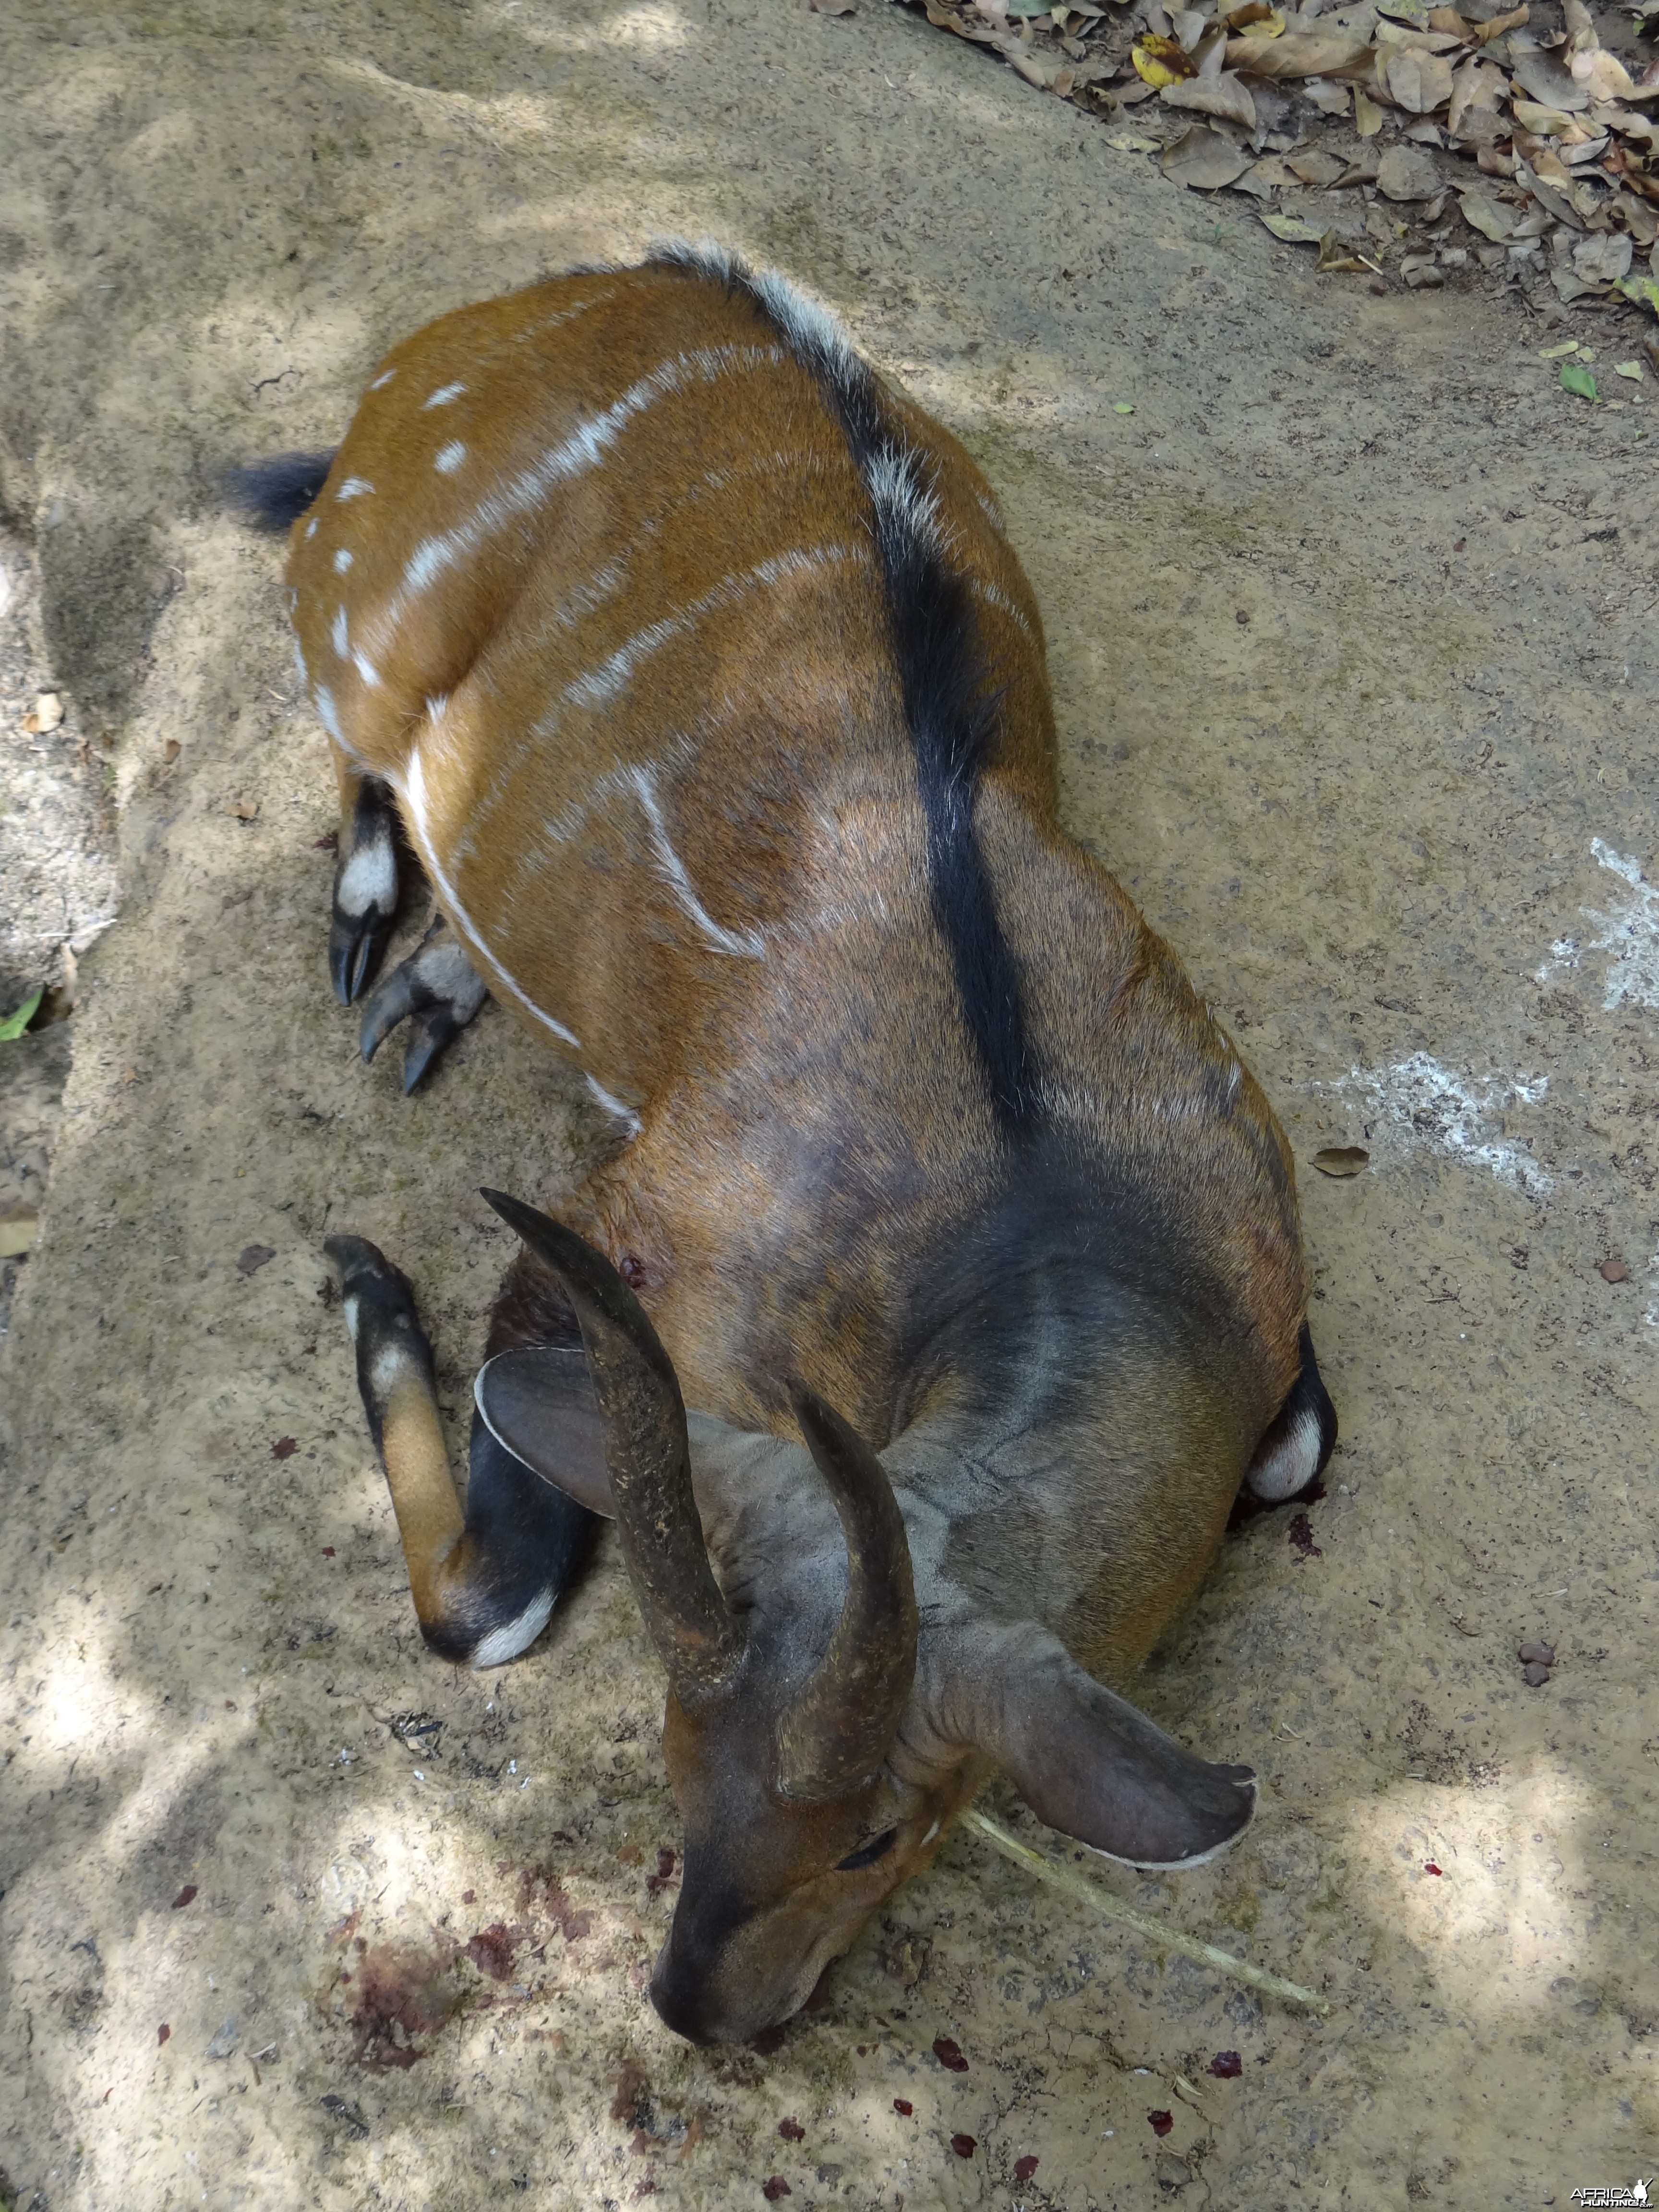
[1570, 2185, 1650, 2208]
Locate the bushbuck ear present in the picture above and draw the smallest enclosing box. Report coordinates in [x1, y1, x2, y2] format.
[982, 1633, 1257, 1870]
[474, 1348, 615, 1517]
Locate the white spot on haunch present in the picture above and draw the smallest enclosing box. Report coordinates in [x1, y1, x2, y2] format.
[367, 368, 397, 392]
[351, 651, 381, 689]
[313, 685, 344, 745]
[291, 638, 309, 689]
[331, 606, 349, 658]
[470, 1587, 555, 1669]
[434, 440, 466, 475]
[584, 1071, 643, 1135]
[388, 343, 781, 610]
[336, 477, 374, 501]
[626, 765, 765, 958]
[304, 516, 318, 539]
[1326, 1055, 1551, 1196]
[422, 382, 467, 409]
[333, 548, 353, 574]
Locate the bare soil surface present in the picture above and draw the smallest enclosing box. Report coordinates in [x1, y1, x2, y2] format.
[3, 3, 1658, 2208]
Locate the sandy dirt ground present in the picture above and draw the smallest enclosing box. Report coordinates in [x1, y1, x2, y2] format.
[3, 2, 1659, 2207]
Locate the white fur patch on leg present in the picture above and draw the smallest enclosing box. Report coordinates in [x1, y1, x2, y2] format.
[337, 835, 397, 919]
[470, 1586, 556, 1668]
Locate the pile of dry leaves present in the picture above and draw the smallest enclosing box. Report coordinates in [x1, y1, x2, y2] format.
[898, 0, 1659, 313]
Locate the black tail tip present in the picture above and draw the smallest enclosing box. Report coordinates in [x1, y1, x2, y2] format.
[222, 450, 338, 534]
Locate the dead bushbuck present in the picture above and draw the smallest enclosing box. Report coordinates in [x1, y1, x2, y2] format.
[233, 244, 1335, 2045]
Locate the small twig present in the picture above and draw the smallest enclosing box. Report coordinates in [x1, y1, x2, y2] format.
[962, 1807, 1331, 2016]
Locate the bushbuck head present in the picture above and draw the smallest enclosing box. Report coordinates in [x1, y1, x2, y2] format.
[477, 1191, 1258, 2046]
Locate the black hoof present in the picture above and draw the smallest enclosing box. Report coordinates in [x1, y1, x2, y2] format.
[358, 916, 488, 1089]
[330, 781, 400, 1004]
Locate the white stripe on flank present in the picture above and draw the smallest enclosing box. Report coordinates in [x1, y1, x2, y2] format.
[333, 547, 353, 574]
[584, 1072, 643, 1136]
[331, 606, 349, 658]
[561, 544, 855, 714]
[385, 343, 782, 616]
[367, 369, 397, 392]
[971, 576, 1035, 641]
[336, 477, 374, 501]
[628, 765, 765, 959]
[434, 440, 467, 475]
[396, 735, 583, 1050]
[292, 637, 309, 689]
[351, 651, 381, 689]
[423, 382, 467, 408]
[304, 516, 318, 539]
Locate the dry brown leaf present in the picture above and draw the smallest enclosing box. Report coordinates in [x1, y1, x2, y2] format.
[1318, 230, 1374, 270]
[1354, 86, 1385, 132]
[1458, 190, 1520, 238]
[163, 737, 182, 764]
[1574, 47, 1636, 103]
[1134, 29, 1199, 80]
[1163, 70, 1260, 121]
[806, 0, 857, 14]
[1426, 3, 1470, 28]
[21, 692, 64, 734]
[1516, 161, 1587, 226]
[1160, 120, 1254, 184]
[1302, 74, 1353, 112]
[1562, 0, 1594, 54]
[1376, 142, 1442, 196]
[1469, 2, 1527, 41]
[1289, 147, 1347, 182]
[1512, 47, 1588, 108]
[1240, 153, 1302, 189]
[1513, 97, 1581, 134]
[221, 797, 261, 822]
[1447, 55, 1504, 132]
[1574, 230, 1634, 279]
[1226, 29, 1371, 73]
[1401, 252, 1446, 284]
[1387, 47, 1454, 108]
[0, 1208, 39, 1259]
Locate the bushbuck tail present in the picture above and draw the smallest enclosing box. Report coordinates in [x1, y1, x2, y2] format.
[237, 243, 1336, 2045]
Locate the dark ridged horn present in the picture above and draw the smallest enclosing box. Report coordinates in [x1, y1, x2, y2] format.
[481, 1190, 740, 1702]
[776, 1383, 918, 1802]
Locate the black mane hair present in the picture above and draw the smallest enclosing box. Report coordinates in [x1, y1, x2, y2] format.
[223, 450, 338, 535]
[649, 242, 1036, 1135]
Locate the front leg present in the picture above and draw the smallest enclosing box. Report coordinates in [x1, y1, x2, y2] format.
[324, 1236, 592, 1666]
[329, 763, 400, 1006]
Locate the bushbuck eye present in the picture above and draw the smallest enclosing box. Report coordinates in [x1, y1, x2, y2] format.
[836, 1827, 898, 1871]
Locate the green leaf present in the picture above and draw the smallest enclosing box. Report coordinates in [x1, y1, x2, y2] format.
[1614, 272, 1659, 317]
[1559, 361, 1598, 400]
[1113, 401, 1135, 414]
[0, 989, 42, 1042]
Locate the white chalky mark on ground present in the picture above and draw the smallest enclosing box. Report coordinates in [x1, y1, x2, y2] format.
[1539, 841, 1659, 1012]
[434, 441, 467, 475]
[1325, 1054, 1552, 1196]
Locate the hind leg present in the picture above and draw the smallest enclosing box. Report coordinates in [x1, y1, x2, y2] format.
[325, 1235, 592, 1666]
[328, 747, 400, 1006]
[358, 914, 489, 1093]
